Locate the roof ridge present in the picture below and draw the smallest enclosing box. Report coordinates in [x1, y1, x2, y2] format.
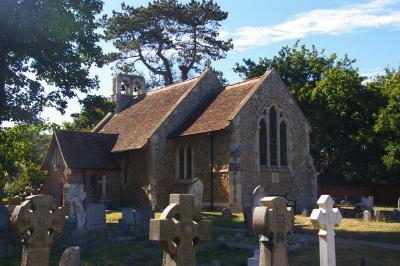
[225, 76, 263, 88]
[55, 130, 118, 136]
[146, 76, 200, 95]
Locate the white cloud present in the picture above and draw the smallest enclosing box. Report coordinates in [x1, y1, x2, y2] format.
[229, 0, 400, 50]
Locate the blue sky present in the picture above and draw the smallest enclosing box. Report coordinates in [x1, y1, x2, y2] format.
[41, 0, 400, 124]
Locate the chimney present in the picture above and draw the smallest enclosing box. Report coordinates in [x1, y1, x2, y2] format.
[112, 73, 146, 113]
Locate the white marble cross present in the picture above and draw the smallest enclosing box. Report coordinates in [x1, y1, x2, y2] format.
[310, 195, 342, 266]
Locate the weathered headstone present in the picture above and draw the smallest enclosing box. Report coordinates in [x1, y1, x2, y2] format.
[134, 207, 154, 236]
[121, 207, 135, 225]
[363, 210, 371, 222]
[221, 208, 233, 219]
[59, 246, 81, 266]
[188, 178, 203, 209]
[64, 183, 86, 229]
[0, 189, 9, 232]
[252, 186, 265, 209]
[85, 203, 106, 230]
[11, 194, 63, 266]
[310, 195, 342, 266]
[244, 185, 266, 237]
[149, 194, 212, 266]
[361, 196, 374, 211]
[253, 196, 294, 266]
[374, 209, 383, 221]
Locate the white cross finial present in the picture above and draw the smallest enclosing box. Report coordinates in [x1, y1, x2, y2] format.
[310, 195, 342, 266]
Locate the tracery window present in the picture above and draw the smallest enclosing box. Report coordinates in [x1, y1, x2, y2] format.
[269, 106, 278, 166]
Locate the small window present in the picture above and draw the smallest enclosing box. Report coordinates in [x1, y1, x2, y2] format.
[177, 145, 193, 180]
[280, 122, 287, 166]
[269, 106, 278, 166]
[259, 119, 267, 165]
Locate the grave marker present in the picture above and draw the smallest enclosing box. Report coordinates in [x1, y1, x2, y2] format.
[86, 203, 106, 230]
[188, 178, 203, 209]
[363, 210, 371, 222]
[149, 194, 211, 266]
[64, 183, 86, 229]
[11, 194, 63, 266]
[310, 195, 342, 266]
[253, 196, 293, 266]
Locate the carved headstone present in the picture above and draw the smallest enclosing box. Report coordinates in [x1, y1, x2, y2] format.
[310, 195, 342, 266]
[253, 196, 294, 266]
[188, 178, 203, 209]
[121, 207, 135, 225]
[361, 196, 374, 211]
[11, 194, 64, 266]
[245, 185, 266, 237]
[85, 203, 106, 230]
[252, 186, 265, 208]
[134, 207, 154, 236]
[64, 183, 86, 229]
[363, 210, 371, 222]
[59, 246, 81, 266]
[0, 189, 9, 232]
[374, 209, 383, 221]
[149, 194, 212, 266]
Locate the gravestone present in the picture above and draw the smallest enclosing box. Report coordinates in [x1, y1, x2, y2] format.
[253, 196, 293, 266]
[391, 209, 400, 222]
[0, 189, 9, 232]
[64, 183, 86, 229]
[85, 203, 106, 230]
[121, 207, 135, 225]
[374, 209, 383, 221]
[149, 194, 212, 266]
[361, 196, 374, 211]
[398, 198, 400, 210]
[134, 207, 154, 236]
[11, 194, 64, 266]
[244, 185, 266, 237]
[59, 246, 81, 266]
[188, 178, 203, 209]
[310, 195, 342, 266]
[252, 186, 265, 209]
[363, 210, 371, 222]
[221, 208, 233, 219]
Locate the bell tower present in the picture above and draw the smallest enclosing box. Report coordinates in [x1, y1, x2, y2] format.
[112, 73, 146, 113]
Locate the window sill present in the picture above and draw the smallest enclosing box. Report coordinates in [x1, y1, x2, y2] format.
[259, 166, 289, 172]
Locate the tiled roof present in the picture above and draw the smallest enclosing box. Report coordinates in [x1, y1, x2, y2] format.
[100, 77, 199, 152]
[55, 130, 119, 170]
[178, 77, 262, 136]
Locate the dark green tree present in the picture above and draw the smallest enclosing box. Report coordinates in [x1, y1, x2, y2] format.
[63, 95, 114, 131]
[0, 0, 104, 123]
[234, 42, 387, 185]
[103, 0, 233, 86]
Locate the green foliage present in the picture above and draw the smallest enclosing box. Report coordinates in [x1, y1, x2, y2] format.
[63, 95, 114, 131]
[0, 124, 53, 194]
[103, 0, 233, 87]
[234, 42, 393, 185]
[0, 0, 104, 123]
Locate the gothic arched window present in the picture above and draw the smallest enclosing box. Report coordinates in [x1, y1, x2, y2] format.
[178, 145, 193, 180]
[280, 122, 288, 166]
[269, 106, 278, 166]
[259, 119, 267, 166]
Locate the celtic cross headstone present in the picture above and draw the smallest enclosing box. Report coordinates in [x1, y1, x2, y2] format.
[310, 195, 342, 266]
[253, 196, 294, 266]
[149, 194, 212, 266]
[11, 194, 64, 266]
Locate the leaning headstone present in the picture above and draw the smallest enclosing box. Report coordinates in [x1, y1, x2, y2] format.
[310, 195, 342, 266]
[59, 246, 81, 266]
[247, 249, 260, 266]
[374, 209, 383, 221]
[121, 207, 135, 225]
[188, 178, 203, 209]
[253, 196, 294, 266]
[361, 196, 374, 211]
[64, 183, 86, 229]
[85, 203, 106, 230]
[363, 210, 371, 222]
[149, 194, 212, 266]
[11, 194, 63, 266]
[134, 207, 154, 236]
[221, 208, 233, 219]
[0, 189, 9, 232]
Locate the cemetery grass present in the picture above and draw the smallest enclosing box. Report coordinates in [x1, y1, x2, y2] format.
[294, 215, 400, 244]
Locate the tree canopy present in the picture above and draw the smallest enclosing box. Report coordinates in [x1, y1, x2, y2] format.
[234, 42, 395, 185]
[103, 0, 233, 87]
[0, 0, 104, 123]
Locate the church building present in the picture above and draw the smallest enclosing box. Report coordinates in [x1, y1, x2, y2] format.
[42, 69, 317, 212]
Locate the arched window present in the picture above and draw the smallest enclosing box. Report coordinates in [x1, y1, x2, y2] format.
[179, 147, 185, 180]
[280, 122, 287, 166]
[259, 119, 267, 165]
[186, 146, 192, 179]
[269, 106, 278, 166]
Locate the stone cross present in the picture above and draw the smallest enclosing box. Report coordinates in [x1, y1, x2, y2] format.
[149, 194, 212, 266]
[310, 195, 342, 266]
[11, 194, 64, 266]
[253, 196, 294, 266]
